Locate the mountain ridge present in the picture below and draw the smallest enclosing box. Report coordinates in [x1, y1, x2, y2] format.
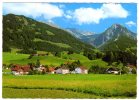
[3, 14, 95, 53]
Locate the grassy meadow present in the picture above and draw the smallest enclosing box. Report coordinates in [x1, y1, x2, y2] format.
[2, 52, 137, 98]
[3, 52, 105, 68]
[3, 74, 136, 98]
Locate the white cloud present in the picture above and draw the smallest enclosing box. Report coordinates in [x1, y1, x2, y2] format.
[126, 21, 136, 27]
[65, 15, 72, 19]
[3, 3, 63, 20]
[64, 10, 73, 19]
[73, 8, 103, 24]
[101, 4, 129, 19]
[66, 3, 129, 25]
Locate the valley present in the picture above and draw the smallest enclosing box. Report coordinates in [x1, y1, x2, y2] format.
[2, 13, 137, 99]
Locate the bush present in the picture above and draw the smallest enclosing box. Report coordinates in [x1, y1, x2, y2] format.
[132, 67, 136, 74]
[122, 67, 129, 74]
[89, 65, 108, 74]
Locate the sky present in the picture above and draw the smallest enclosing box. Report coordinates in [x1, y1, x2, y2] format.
[3, 3, 137, 34]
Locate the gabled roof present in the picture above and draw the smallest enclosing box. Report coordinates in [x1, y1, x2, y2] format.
[11, 65, 31, 72]
[49, 67, 55, 71]
[75, 66, 87, 70]
[11, 66, 21, 71]
[61, 66, 69, 69]
[106, 67, 119, 71]
[127, 64, 135, 68]
[80, 66, 87, 70]
[22, 65, 31, 72]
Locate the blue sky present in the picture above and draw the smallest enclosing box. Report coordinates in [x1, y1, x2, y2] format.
[3, 3, 137, 33]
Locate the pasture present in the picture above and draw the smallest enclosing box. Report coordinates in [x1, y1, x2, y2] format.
[2, 74, 136, 98]
[2, 52, 107, 68]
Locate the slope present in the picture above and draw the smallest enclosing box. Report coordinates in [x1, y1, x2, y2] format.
[3, 14, 94, 53]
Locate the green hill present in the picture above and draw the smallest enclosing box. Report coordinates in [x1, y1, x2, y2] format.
[99, 34, 137, 51]
[3, 14, 94, 53]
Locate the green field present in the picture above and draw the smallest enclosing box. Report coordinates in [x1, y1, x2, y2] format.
[3, 52, 71, 66]
[3, 52, 107, 68]
[2, 74, 136, 98]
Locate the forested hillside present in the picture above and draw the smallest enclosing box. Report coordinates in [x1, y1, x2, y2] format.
[3, 14, 94, 54]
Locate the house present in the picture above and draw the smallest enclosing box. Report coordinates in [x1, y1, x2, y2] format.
[55, 66, 69, 74]
[106, 67, 119, 74]
[11, 65, 31, 75]
[127, 64, 136, 74]
[11, 65, 22, 75]
[48, 67, 55, 74]
[75, 66, 88, 74]
[22, 65, 31, 74]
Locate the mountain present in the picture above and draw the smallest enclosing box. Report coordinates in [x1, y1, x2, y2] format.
[66, 28, 99, 45]
[3, 14, 95, 54]
[66, 28, 95, 39]
[92, 24, 136, 51]
[80, 34, 99, 44]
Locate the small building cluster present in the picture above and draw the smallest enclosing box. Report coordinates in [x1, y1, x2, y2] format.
[11, 64, 88, 75]
[11, 65, 31, 75]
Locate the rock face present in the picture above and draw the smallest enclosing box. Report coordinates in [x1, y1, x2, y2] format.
[92, 24, 136, 48]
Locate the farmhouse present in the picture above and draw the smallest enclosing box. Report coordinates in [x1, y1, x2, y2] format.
[49, 67, 55, 74]
[55, 66, 69, 74]
[106, 67, 119, 74]
[11, 65, 31, 75]
[75, 66, 88, 74]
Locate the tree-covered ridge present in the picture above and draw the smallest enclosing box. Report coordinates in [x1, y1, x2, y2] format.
[99, 34, 137, 51]
[3, 14, 94, 53]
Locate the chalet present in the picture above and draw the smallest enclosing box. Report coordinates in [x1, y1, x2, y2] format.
[55, 66, 69, 74]
[11, 65, 22, 75]
[106, 67, 119, 74]
[75, 66, 88, 74]
[22, 65, 31, 74]
[11, 65, 31, 75]
[48, 67, 55, 74]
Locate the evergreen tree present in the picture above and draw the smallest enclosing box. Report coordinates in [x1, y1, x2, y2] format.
[36, 59, 40, 68]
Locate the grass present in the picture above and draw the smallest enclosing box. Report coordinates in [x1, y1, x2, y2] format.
[3, 52, 108, 69]
[9, 56, 69, 66]
[10, 48, 22, 53]
[82, 59, 108, 68]
[3, 52, 73, 66]
[33, 38, 71, 48]
[2, 74, 136, 98]
[46, 30, 55, 35]
[3, 88, 100, 98]
[62, 53, 90, 62]
[3, 52, 29, 65]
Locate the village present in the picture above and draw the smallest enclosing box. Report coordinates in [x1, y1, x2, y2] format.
[10, 64, 88, 75]
[5, 59, 89, 75]
[3, 59, 135, 75]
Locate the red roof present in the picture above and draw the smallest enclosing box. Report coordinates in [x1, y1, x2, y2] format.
[22, 65, 31, 72]
[11, 65, 31, 72]
[80, 66, 87, 70]
[127, 64, 135, 68]
[49, 67, 55, 72]
[11, 65, 21, 71]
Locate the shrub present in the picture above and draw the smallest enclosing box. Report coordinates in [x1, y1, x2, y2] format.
[89, 65, 108, 74]
[132, 67, 137, 74]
